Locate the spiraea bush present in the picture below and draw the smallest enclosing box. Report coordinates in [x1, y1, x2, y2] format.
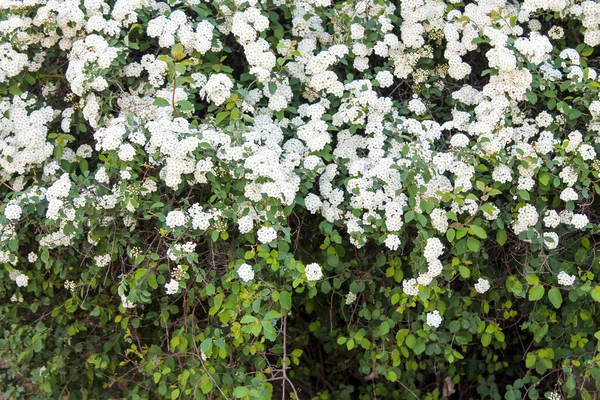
[2, 0, 600, 399]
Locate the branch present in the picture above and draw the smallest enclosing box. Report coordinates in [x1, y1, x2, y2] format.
[172, 63, 180, 117]
[448, 199, 484, 230]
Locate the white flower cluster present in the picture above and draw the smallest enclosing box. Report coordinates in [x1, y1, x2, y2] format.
[120, 294, 136, 309]
[402, 278, 419, 296]
[1, 0, 599, 334]
[66, 35, 121, 97]
[474, 278, 490, 294]
[166, 210, 188, 229]
[147, 11, 215, 55]
[557, 271, 575, 286]
[305, 263, 323, 281]
[257, 226, 277, 244]
[547, 391, 562, 400]
[4, 203, 22, 220]
[0, 95, 57, 180]
[425, 310, 443, 329]
[64, 280, 75, 292]
[199, 73, 233, 106]
[345, 292, 357, 305]
[167, 242, 196, 261]
[165, 279, 180, 295]
[9, 269, 28, 287]
[237, 263, 255, 282]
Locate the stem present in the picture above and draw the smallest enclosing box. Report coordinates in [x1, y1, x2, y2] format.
[280, 315, 299, 399]
[172, 63, 180, 117]
[448, 199, 484, 229]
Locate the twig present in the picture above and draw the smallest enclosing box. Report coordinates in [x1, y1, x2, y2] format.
[172, 63, 180, 117]
[280, 315, 299, 400]
[398, 379, 421, 400]
[448, 199, 484, 229]
[0, 179, 16, 192]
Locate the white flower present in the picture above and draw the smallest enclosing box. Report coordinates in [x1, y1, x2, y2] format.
[570, 214, 589, 229]
[165, 278, 180, 295]
[423, 238, 444, 262]
[557, 271, 575, 286]
[384, 234, 401, 250]
[474, 278, 490, 294]
[425, 310, 443, 328]
[64, 280, 75, 292]
[450, 134, 469, 148]
[4, 204, 22, 221]
[15, 274, 29, 287]
[547, 391, 562, 400]
[548, 26, 564, 40]
[257, 226, 277, 244]
[120, 294, 136, 308]
[94, 254, 111, 267]
[408, 97, 426, 115]
[560, 187, 578, 202]
[165, 211, 188, 229]
[305, 263, 323, 281]
[402, 278, 419, 296]
[237, 263, 255, 282]
[28, 252, 38, 263]
[10, 293, 23, 303]
[375, 70, 394, 88]
[345, 292, 357, 305]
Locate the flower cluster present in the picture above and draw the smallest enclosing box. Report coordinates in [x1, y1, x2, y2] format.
[474, 278, 490, 294]
[1, 0, 600, 397]
[305, 263, 323, 281]
[425, 310, 443, 329]
[237, 263, 255, 282]
[557, 271, 576, 286]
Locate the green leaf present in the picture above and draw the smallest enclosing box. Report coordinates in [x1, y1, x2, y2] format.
[216, 111, 229, 124]
[413, 339, 426, 355]
[261, 321, 277, 341]
[240, 315, 258, 324]
[446, 228, 456, 242]
[528, 284, 545, 301]
[548, 287, 562, 309]
[177, 100, 195, 111]
[9, 85, 22, 96]
[171, 43, 185, 60]
[459, 265, 471, 278]
[470, 225, 487, 239]
[591, 286, 600, 302]
[496, 229, 507, 246]
[481, 332, 492, 347]
[380, 321, 390, 335]
[268, 82, 277, 95]
[539, 172, 550, 186]
[405, 334, 416, 349]
[264, 310, 281, 320]
[279, 291, 292, 310]
[467, 237, 480, 252]
[200, 375, 213, 394]
[525, 353, 536, 368]
[153, 97, 170, 107]
[525, 90, 537, 104]
[386, 370, 398, 381]
[233, 387, 249, 398]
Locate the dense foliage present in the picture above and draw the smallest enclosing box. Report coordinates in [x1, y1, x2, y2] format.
[2, 0, 600, 399]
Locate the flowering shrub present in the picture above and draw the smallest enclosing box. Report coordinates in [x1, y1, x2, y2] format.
[2, 0, 600, 399]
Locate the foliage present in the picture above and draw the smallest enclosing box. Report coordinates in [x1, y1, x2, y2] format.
[2, 0, 600, 399]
